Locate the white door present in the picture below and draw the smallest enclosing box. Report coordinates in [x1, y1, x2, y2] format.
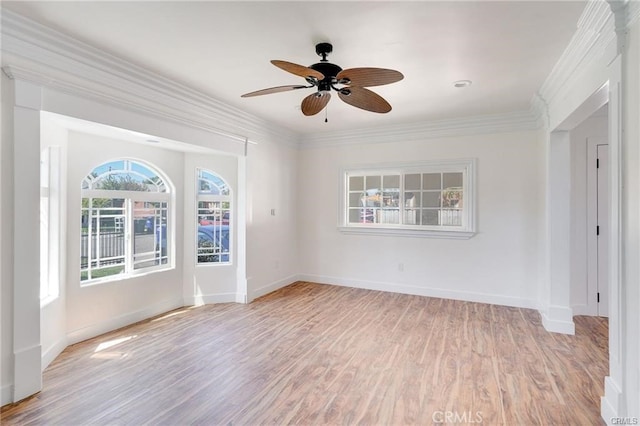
[596, 144, 609, 317]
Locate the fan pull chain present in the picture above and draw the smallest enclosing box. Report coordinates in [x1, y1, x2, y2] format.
[325, 105, 328, 123]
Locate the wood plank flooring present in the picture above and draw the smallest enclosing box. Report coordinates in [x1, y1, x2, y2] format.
[1, 282, 608, 425]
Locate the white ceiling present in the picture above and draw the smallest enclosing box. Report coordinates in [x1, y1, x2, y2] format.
[3, 1, 586, 135]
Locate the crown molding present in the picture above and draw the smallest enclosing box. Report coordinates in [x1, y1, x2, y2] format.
[530, 93, 551, 131]
[299, 110, 539, 149]
[0, 9, 299, 147]
[536, 1, 615, 108]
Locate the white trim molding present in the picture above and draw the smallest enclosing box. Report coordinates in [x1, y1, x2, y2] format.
[65, 297, 183, 346]
[0, 9, 298, 146]
[247, 275, 299, 303]
[300, 111, 538, 148]
[601, 376, 623, 425]
[540, 305, 576, 335]
[298, 274, 539, 310]
[536, 1, 616, 109]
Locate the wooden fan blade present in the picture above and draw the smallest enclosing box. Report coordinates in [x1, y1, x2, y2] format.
[241, 85, 309, 97]
[336, 68, 404, 87]
[301, 92, 331, 116]
[338, 87, 392, 113]
[271, 60, 324, 80]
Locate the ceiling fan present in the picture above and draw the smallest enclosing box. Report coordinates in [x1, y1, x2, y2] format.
[241, 43, 404, 117]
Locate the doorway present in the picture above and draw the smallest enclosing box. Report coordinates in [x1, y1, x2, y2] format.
[588, 140, 609, 317]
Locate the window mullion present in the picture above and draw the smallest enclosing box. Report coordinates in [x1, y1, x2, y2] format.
[399, 174, 405, 225]
[125, 198, 133, 274]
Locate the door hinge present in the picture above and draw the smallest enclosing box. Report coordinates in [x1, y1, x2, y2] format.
[597, 158, 600, 168]
[597, 225, 600, 236]
[597, 292, 600, 303]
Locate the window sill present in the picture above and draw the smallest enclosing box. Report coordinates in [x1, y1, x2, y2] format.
[80, 265, 174, 287]
[338, 226, 475, 240]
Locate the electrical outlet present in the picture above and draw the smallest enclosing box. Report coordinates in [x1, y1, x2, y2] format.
[398, 263, 404, 272]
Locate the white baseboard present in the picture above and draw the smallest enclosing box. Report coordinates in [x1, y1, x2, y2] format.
[41, 337, 68, 372]
[601, 376, 622, 424]
[297, 274, 539, 309]
[248, 274, 299, 303]
[571, 303, 592, 316]
[14, 344, 42, 402]
[1, 384, 13, 406]
[540, 304, 575, 335]
[66, 297, 183, 346]
[185, 292, 238, 306]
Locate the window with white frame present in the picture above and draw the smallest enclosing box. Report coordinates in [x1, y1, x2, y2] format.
[341, 160, 476, 238]
[81, 159, 171, 283]
[196, 169, 231, 264]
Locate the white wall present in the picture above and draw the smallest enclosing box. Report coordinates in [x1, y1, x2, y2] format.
[621, 16, 640, 420]
[297, 130, 542, 308]
[245, 138, 299, 301]
[1, 69, 16, 405]
[569, 112, 608, 315]
[64, 131, 185, 344]
[39, 115, 69, 370]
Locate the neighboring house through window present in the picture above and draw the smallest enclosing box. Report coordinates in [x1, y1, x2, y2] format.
[81, 159, 171, 283]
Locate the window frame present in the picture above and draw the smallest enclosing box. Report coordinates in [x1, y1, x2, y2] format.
[40, 146, 61, 305]
[80, 159, 173, 285]
[196, 168, 232, 266]
[338, 159, 476, 239]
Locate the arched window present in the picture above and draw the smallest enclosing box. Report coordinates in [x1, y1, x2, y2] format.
[196, 169, 231, 264]
[81, 159, 171, 282]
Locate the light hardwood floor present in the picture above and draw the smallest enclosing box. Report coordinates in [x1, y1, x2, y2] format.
[2, 282, 608, 425]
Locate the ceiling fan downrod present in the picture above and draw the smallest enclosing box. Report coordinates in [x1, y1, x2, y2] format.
[315, 42, 333, 62]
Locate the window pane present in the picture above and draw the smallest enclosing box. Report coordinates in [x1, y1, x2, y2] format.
[405, 174, 421, 190]
[198, 201, 230, 226]
[383, 175, 399, 189]
[442, 189, 463, 208]
[440, 209, 463, 226]
[133, 201, 168, 270]
[197, 200, 230, 263]
[349, 192, 363, 207]
[349, 176, 364, 191]
[198, 224, 230, 263]
[348, 208, 363, 223]
[422, 191, 441, 208]
[382, 192, 399, 208]
[379, 209, 400, 224]
[404, 192, 420, 208]
[404, 209, 419, 225]
[363, 191, 381, 207]
[198, 169, 230, 196]
[365, 175, 381, 191]
[423, 173, 441, 190]
[84, 160, 167, 192]
[422, 209, 440, 225]
[81, 198, 126, 281]
[443, 172, 463, 189]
